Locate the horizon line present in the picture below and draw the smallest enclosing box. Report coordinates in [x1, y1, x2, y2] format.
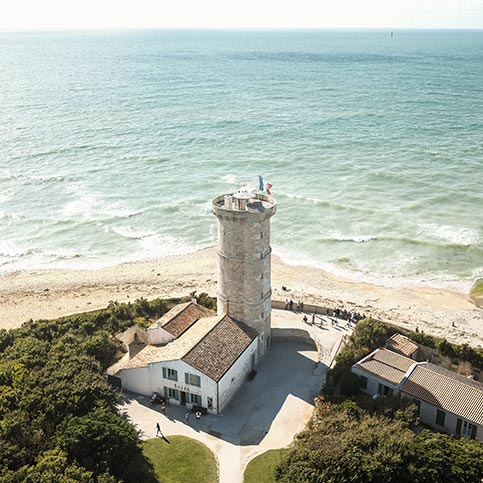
[2, 26, 483, 34]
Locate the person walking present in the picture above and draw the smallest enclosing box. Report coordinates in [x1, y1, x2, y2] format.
[156, 422, 162, 437]
[185, 410, 190, 424]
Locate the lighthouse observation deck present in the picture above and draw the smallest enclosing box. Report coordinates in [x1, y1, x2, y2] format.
[212, 191, 276, 217]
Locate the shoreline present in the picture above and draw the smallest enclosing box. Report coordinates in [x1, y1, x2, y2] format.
[1, 247, 482, 347]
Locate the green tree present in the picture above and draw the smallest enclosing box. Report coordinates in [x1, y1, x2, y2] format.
[277, 410, 414, 483]
[56, 405, 143, 481]
[407, 430, 483, 483]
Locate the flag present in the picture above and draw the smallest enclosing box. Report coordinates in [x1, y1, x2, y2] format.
[258, 175, 272, 195]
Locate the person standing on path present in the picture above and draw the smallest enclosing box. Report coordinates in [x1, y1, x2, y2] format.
[156, 422, 162, 437]
[185, 410, 190, 424]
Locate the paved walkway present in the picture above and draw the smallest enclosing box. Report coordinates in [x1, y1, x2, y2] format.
[119, 309, 352, 483]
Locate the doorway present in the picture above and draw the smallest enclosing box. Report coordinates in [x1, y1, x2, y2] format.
[180, 391, 186, 406]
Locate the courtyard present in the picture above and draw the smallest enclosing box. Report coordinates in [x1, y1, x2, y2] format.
[120, 309, 352, 482]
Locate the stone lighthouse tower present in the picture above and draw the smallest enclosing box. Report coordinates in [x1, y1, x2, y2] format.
[212, 191, 276, 360]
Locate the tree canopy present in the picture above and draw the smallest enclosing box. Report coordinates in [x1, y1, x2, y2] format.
[276, 397, 483, 483]
[0, 295, 216, 481]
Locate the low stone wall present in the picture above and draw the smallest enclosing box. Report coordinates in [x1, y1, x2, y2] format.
[272, 327, 323, 364]
[271, 327, 315, 344]
[272, 299, 332, 315]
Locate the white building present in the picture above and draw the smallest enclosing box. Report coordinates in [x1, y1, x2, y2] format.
[111, 190, 276, 414]
[117, 300, 258, 414]
[352, 346, 483, 441]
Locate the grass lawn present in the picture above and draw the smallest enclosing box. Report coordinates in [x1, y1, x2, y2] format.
[244, 449, 288, 483]
[142, 436, 218, 483]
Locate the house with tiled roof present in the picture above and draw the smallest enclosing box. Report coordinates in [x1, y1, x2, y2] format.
[114, 301, 258, 414]
[352, 347, 483, 441]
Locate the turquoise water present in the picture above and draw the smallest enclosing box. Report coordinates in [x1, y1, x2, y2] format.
[1, 29, 482, 291]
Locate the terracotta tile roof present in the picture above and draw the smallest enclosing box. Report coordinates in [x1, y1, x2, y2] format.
[401, 363, 483, 426]
[123, 316, 222, 369]
[386, 333, 419, 357]
[354, 348, 415, 385]
[182, 315, 258, 382]
[150, 301, 215, 338]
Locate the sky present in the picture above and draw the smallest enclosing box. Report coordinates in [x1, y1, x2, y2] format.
[1, 0, 483, 31]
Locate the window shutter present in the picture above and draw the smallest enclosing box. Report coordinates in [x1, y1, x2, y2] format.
[470, 424, 477, 440]
[164, 387, 168, 399]
[173, 370, 178, 382]
[162, 367, 167, 379]
[456, 418, 462, 435]
[185, 373, 189, 384]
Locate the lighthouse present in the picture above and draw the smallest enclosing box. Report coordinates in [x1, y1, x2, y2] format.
[212, 191, 277, 360]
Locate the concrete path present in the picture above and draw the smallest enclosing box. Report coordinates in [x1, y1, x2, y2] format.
[119, 309, 352, 482]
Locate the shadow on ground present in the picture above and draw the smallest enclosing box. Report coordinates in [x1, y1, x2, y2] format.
[122, 337, 326, 447]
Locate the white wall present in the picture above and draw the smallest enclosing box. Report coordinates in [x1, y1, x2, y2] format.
[218, 337, 258, 412]
[120, 359, 220, 414]
[120, 366, 152, 396]
[403, 397, 483, 441]
[147, 326, 176, 346]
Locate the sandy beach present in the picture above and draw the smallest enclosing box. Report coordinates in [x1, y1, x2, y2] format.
[0, 247, 482, 347]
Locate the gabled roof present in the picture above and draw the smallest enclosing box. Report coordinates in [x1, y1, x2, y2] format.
[353, 348, 415, 386]
[150, 301, 214, 338]
[124, 316, 221, 369]
[182, 315, 258, 382]
[400, 363, 483, 426]
[386, 333, 419, 358]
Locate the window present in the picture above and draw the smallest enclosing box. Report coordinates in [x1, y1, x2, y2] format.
[436, 409, 446, 426]
[185, 373, 201, 387]
[166, 388, 179, 400]
[462, 420, 476, 440]
[377, 383, 393, 396]
[412, 399, 421, 413]
[163, 367, 178, 381]
[359, 376, 368, 389]
[190, 393, 201, 406]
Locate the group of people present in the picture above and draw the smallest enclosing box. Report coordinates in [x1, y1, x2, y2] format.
[332, 308, 366, 323]
[184, 410, 202, 424]
[284, 298, 366, 326]
[156, 408, 202, 437]
[284, 298, 304, 311]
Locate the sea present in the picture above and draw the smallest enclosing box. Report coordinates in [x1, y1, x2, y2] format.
[1, 29, 482, 293]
